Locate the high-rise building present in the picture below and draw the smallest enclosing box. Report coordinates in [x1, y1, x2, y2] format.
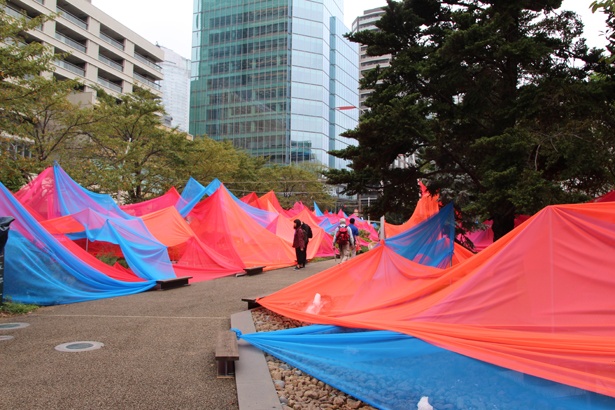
[4, 0, 164, 103]
[159, 46, 190, 133]
[352, 7, 391, 113]
[190, 0, 359, 169]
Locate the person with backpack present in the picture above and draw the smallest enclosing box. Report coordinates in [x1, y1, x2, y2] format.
[333, 218, 354, 263]
[300, 221, 313, 268]
[292, 219, 307, 270]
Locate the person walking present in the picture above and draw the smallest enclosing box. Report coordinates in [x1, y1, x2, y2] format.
[333, 218, 354, 263]
[292, 219, 307, 270]
[349, 217, 360, 258]
[300, 221, 313, 268]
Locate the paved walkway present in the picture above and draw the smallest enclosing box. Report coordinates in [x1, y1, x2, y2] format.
[0, 259, 338, 410]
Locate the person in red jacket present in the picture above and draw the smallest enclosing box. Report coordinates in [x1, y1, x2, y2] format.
[292, 219, 307, 270]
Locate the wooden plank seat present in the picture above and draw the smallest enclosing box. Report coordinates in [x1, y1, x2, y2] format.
[154, 276, 192, 290]
[215, 330, 239, 378]
[235, 266, 266, 277]
[241, 295, 266, 310]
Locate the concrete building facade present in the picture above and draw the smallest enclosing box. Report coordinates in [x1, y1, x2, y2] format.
[351, 7, 391, 113]
[5, 0, 164, 102]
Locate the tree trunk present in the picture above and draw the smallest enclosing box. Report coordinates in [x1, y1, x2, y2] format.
[491, 212, 516, 242]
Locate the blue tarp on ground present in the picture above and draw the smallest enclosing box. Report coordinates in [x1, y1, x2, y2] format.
[242, 325, 615, 410]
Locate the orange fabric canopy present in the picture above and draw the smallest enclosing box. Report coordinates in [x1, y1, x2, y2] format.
[187, 185, 297, 270]
[258, 202, 615, 397]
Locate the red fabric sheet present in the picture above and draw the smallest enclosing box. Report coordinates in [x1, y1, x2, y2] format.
[258, 202, 615, 397]
[187, 185, 297, 270]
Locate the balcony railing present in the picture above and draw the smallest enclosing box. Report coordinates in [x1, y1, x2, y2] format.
[134, 53, 162, 72]
[4, 5, 43, 30]
[134, 72, 161, 90]
[100, 32, 124, 51]
[55, 32, 86, 53]
[98, 54, 123, 72]
[57, 7, 87, 30]
[55, 59, 85, 77]
[97, 77, 122, 93]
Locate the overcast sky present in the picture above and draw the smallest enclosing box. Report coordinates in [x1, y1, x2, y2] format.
[91, 0, 608, 60]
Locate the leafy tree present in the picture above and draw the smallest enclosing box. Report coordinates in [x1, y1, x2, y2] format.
[0, 2, 56, 116]
[221, 161, 335, 210]
[329, 0, 615, 240]
[0, 1, 67, 184]
[10, 78, 93, 168]
[178, 138, 265, 191]
[0, 138, 32, 191]
[66, 87, 188, 203]
[252, 163, 335, 209]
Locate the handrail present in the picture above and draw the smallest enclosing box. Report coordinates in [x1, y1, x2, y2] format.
[134, 53, 162, 72]
[134, 72, 161, 90]
[98, 54, 123, 72]
[54, 59, 85, 76]
[100, 32, 124, 51]
[54, 32, 86, 53]
[97, 77, 122, 93]
[57, 7, 87, 30]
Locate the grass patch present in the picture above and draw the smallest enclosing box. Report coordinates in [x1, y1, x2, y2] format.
[0, 298, 39, 317]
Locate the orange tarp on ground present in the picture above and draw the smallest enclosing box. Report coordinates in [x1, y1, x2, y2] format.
[258, 202, 615, 397]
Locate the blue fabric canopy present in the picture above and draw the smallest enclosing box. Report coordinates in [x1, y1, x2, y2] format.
[1, 182, 156, 305]
[242, 325, 615, 410]
[383, 202, 455, 268]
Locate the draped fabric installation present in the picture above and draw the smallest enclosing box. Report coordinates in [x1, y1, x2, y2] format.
[242, 325, 615, 410]
[1, 182, 156, 305]
[256, 202, 615, 399]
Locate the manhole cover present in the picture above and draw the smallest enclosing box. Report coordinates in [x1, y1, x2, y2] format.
[0, 323, 30, 330]
[0, 335, 14, 341]
[55, 341, 104, 352]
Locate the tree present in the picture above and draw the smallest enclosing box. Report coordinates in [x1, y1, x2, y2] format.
[65, 87, 187, 203]
[0, 2, 56, 116]
[256, 163, 336, 209]
[0, 2, 67, 183]
[9, 77, 93, 168]
[329, 0, 615, 240]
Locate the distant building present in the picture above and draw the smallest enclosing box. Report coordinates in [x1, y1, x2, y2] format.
[190, 0, 359, 169]
[352, 7, 391, 113]
[159, 46, 190, 132]
[5, 0, 164, 104]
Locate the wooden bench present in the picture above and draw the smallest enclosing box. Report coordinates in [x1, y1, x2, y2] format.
[154, 276, 192, 290]
[215, 330, 239, 378]
[241, 295, 266, 309]
[235, 266, 265, 277]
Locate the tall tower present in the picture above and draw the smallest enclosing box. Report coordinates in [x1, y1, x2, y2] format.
[352, 7, 391, 113]
[159, 46, 191, 133]
[190, 0, 358, 168]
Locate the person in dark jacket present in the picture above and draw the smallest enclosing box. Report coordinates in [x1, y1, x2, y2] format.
[292, 219, 307, 270]
[349, 217, 360, 258]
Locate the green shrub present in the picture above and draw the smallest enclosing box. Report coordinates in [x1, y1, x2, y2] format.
[0, 298, 39, 316]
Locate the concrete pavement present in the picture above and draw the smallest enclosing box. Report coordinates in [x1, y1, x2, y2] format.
[0, 259, 338, 410]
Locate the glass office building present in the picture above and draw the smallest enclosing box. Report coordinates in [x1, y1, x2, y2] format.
[190, 0, 358, 168]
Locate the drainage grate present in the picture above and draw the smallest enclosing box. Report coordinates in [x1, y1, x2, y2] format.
[0, 335, 14, 341]
[0, 323, 30, 330]
[55, 341, 104, 352]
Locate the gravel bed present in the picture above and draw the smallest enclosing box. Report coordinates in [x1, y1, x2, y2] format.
[251, 307, 377, 410]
